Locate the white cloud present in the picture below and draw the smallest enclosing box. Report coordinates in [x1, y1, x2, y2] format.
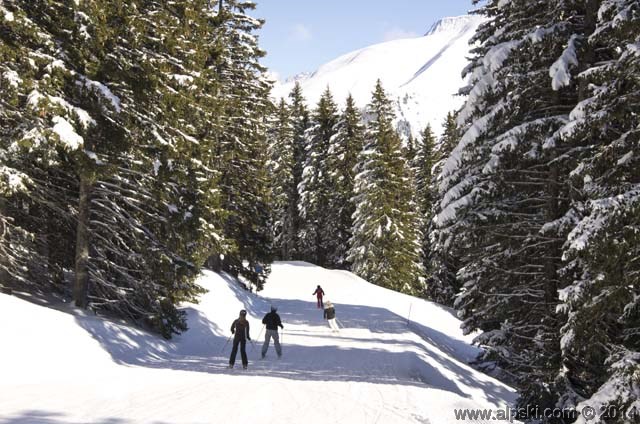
[382, 27, 419, 42]
[290, 23, 312, 42]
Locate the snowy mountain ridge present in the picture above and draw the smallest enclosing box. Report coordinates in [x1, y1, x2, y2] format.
[271, 15, 486, 138]
[425, 15, 478, 36]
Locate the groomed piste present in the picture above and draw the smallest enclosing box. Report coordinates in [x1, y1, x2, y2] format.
[0, 262, 518, 424]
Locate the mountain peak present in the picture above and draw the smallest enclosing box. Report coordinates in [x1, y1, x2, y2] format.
[271, 14, 483, 138]
[424, 15, 476, 36]
[284, 71, 313, 84]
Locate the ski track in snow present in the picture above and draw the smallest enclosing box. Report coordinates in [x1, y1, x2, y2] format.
[0, 262, 519, 424]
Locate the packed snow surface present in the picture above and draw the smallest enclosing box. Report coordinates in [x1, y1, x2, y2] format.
[271, 16, 485, 137]
[0, 262, 518, 423]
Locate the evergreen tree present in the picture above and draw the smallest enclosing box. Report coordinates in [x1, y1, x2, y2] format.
[106, 0, 226, 335]
[412, 125, 437, 289]
[268, 99, 295, 260]
[326, 94, 365, 268]
[287, 82, 310, 259]
[439, 111, 461, 157]
[213, 0, 273, 289]
[348, 81, 424, 295]
[0, 0, 76, 291]
[432, 1, 639, 417]
[0, 0, 228, 337]
[298, 87, 338, 265]
[435, 0, 593, 411]
[428, 112, 462, 306]
[552, 1, 640, 419]
[404, 133, 417, 165]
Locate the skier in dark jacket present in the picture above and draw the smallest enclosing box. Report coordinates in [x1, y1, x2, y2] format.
[312, 285, 325, 308]
[229, 309, 251, 369]
[323, 301, 339, 333]
[261, 306, 283, 359]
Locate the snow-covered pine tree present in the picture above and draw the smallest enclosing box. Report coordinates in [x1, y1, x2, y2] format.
[404, 133, 416, 165]
[268, 98, 295, 260]
[427, 112, 462, 305]
[213, 0, 273, 289]
[325, 94, 365, 268]
[552, 1, 640, 420]
[439, 111, 461, 158]
[348, 80, 424, 295]
[0, 0, 132, 303]
[298, 87, 338, 265]
[96, 0, 228, 336]
[0, 0, 72, 291]
[287, 82, 310, 259]
[413, 125, 437, 271]
[0, 0, 227, 337]
[436, 0, 596, 410]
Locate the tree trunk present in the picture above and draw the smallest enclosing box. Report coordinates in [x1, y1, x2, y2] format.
[207, 253, 222, 272]
[47, 217, 66, 292]
[580, 0, 598, 102]
[74, 175, 92, 308]
[545, 161, 561, 303]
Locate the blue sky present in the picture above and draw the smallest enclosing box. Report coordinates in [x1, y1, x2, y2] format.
[254, 0, 475, 79]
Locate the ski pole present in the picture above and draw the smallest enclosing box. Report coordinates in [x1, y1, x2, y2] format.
[251, 325, 264, 352]
[220, 335, 232, 354]
[256, 324, 265, 341]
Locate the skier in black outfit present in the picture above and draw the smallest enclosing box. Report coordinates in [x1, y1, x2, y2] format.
[261, 306, 284, 359]
[229, 309, 251, 369]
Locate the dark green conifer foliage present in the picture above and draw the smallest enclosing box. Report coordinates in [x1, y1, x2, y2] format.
[286, 82, 310, 259]
[439, 111, 461, 157]
[436, 0, 592, 410]
[213, 0, 273, 289]
[434, 0, 640, 415]
[412, 125, 437, 280]
[348, 81, 424, 295]
[104, 0, 225, 336]
[326, 94, 365, 268]
[0, 0, 234, 337]
[428, 112, 462, 306]
[298, 87, 339, 265]
[552, 0, 640, 417]
[268, 99, 295, 260]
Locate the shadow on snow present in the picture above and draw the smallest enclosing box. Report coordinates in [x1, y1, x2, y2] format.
[0, 410, 170, 424]
[74, 270, 513, 406]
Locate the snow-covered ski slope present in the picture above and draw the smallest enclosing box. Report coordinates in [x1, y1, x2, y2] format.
[271, 16, 485, 137]
[0, 262, 518, 424]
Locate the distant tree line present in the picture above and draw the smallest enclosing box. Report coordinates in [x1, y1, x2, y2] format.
[269, 81, 461, 297]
